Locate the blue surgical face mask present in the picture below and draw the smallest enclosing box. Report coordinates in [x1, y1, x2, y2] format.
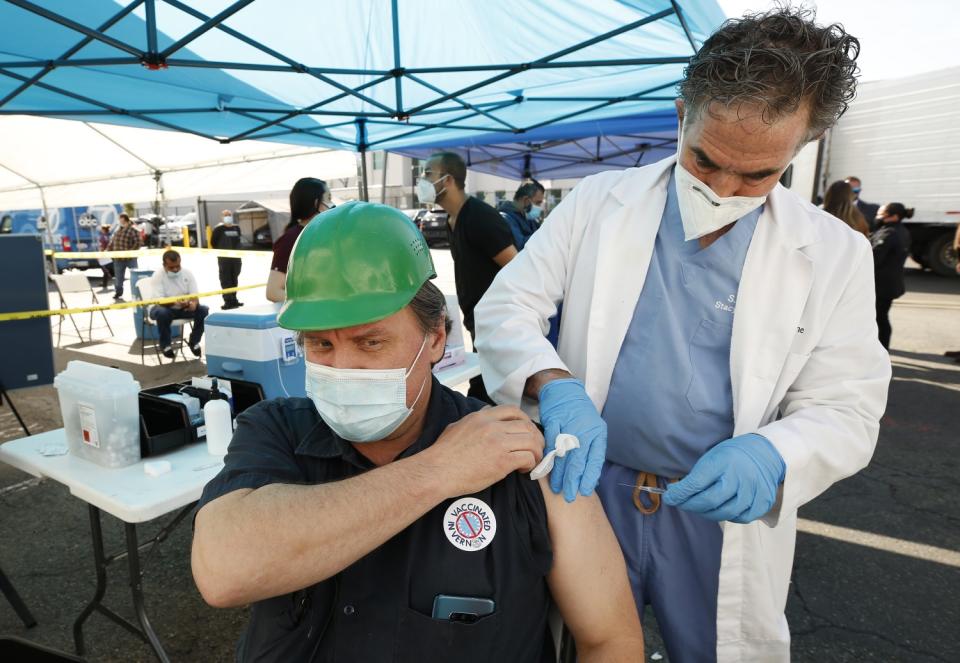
[304, 336, 429, 442]
[528, 204, 543, 221]
[851, 187, 861, 195]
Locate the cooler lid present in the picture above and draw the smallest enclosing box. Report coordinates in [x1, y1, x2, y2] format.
[206, 303, 283, 329]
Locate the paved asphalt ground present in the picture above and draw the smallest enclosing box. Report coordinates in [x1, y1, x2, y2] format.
[0, 253, 958, 662]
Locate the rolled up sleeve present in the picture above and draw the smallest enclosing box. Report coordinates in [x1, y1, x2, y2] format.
[197, 401, 308, 512]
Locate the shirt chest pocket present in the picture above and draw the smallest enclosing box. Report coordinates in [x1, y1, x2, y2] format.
[393, 606, 500, 663]
[685, 318, 734, 419]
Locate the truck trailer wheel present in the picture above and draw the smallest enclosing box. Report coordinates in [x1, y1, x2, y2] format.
[925, 233, 958, 276]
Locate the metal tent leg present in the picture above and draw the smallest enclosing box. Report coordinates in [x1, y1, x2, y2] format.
[73, 505, 108, 655]
[0, 382, 30, 436]
[124, 522, 170, 663]
[0, 566, 37, 628]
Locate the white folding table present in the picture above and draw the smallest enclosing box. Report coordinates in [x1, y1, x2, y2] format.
[0, 357, 480, 662]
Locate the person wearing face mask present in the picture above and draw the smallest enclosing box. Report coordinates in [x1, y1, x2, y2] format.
[870, 203, 913, 349]
[147, 249, 208, 359]
[498, 182, 545, 250]
[191, 202, 644, 663]
[266, 177, 332, 303]
[418, 152, 517, 403]
[211, 208, 244, 309]
[474, 8, 890, 662]
[845, 176, 880, 230]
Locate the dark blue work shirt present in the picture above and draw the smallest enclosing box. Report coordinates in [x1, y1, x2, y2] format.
[197, 378, 554, 663]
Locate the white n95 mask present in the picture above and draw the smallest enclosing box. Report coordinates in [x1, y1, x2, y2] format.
[416, 174, 446, 205]
[304, 336, 428, 442]
[674, 129, 767, 242]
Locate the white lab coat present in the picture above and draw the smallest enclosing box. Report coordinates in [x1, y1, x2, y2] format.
[475, 156, 891, 661]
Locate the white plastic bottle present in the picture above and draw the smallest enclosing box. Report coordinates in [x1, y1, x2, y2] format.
[204, 378, 232, 456]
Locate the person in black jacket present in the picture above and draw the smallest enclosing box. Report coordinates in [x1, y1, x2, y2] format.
[871, 202, 913, 349]
[846, 176, 880, 230]
[211, 209, 243, 309]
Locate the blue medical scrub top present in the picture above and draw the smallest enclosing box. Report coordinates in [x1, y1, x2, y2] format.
[603, 168, 762, 477]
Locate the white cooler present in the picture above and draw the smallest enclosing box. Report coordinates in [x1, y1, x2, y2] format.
[205, 304, 305, 400]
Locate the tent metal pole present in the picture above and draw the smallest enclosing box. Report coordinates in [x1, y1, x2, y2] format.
[404, 73, 517, 131]
[522, 79, 681, 133]
[0, 162, 52, 263]
[158, 0, 257, 60]
[0, 67, 219, 140]
[0, 57, 140, 68]
[0, 0, 143, 109]
[357, 120, 370, 202]
[226, 73, 394, 142]
[391, 0, 403, 116]
[6, 0, 143, 57]
[405, 57, 687, 74]
[0, 166, 61, 273]
[145, 0, 158, 57]
[381, 151, 389, 204]
[162, 0, 395, 116]
[365, 100, 520, 150]
[359, 151, 369, 202]
[403, 8, 676, 116]
[38, 186, 55, 274]
[669, 1, 700, 53]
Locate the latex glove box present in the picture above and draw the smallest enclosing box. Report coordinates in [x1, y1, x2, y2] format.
[204, 304, 304, 400]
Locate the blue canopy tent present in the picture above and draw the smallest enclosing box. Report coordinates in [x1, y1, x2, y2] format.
[392, 110, 682, 180]
[0, 0, 725, 195]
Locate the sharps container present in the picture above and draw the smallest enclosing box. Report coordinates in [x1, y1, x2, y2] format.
[205, 304, 305, 400]
[54, 361, 142, 468]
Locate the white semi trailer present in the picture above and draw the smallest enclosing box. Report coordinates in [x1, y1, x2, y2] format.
[787, 66, 960, 276]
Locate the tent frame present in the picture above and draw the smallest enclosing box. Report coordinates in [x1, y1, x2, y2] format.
[453, 133, 678, 180]
[0, 0, 702, 198]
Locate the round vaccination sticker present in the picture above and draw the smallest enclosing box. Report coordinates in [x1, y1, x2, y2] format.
[444, 497, 497, 552]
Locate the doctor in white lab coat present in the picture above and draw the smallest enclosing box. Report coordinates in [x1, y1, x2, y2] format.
[475, 8, 890, 661]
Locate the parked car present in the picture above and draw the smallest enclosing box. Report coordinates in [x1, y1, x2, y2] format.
[252, 224, 273, 249]
[405, 208, 449, 246]
[156, 212, 198, 247]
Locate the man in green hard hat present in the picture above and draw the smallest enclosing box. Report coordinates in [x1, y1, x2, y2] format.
[192, 201, 644, 662]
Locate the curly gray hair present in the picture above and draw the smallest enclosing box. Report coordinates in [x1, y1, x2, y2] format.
[679, 5, 860, 142]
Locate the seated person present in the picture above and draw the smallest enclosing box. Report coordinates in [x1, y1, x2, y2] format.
[149, 249, 208, 359]
[191, 202, 644, 662]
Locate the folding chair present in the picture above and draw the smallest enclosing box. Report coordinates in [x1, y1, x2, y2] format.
[49, 271, 113, 345]
[136, 278, 191, 365]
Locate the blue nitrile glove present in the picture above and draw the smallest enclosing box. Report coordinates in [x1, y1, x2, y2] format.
[662, 433, 786, 524]
[538, 378, 607, 502]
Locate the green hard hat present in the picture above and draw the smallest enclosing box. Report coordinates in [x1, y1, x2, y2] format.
[278, 201, 436, 331]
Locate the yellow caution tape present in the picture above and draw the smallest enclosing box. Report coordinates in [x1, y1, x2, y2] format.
[49, 246, 267, 260]
[0, 283, 266, 322]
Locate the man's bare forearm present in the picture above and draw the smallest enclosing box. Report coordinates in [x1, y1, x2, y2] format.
[193, 453, 447, 607]
[523, 368, 574, 400]
[578, 638, 646, 663]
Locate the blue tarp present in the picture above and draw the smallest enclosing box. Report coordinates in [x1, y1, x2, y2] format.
[0, 0, 724, 157]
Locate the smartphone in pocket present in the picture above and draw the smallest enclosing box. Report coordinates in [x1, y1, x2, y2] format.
[431, 594, 495, 623]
